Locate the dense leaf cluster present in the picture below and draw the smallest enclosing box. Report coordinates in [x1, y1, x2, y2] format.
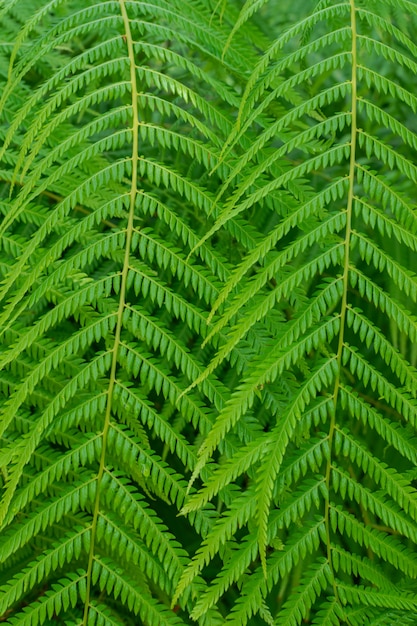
[0, 0, 417, 624]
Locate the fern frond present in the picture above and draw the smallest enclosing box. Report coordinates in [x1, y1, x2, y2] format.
[224, 518, 326, 626]
[5, 570, 86, 626]
[275, 558, 332, 626]
[330, 504, 417, 577]
[339, 386, 417, 465]
[337, 582, 417, 612]
[0, 526, 90, 616]
[2, 0, 417, 622]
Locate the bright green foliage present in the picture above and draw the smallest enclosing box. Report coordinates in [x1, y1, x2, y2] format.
[0, 0, 417, 624]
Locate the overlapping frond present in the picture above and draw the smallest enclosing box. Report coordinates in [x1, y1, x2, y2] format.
[1, 0, 417, 624]
[0, 0, 251, 622]
[173, 0, 417, 623]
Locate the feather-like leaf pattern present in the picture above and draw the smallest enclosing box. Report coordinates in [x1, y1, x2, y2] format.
[0, 0, 417, 624]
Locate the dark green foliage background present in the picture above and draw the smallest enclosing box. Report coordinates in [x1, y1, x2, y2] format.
[0, 0, 417, 624]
